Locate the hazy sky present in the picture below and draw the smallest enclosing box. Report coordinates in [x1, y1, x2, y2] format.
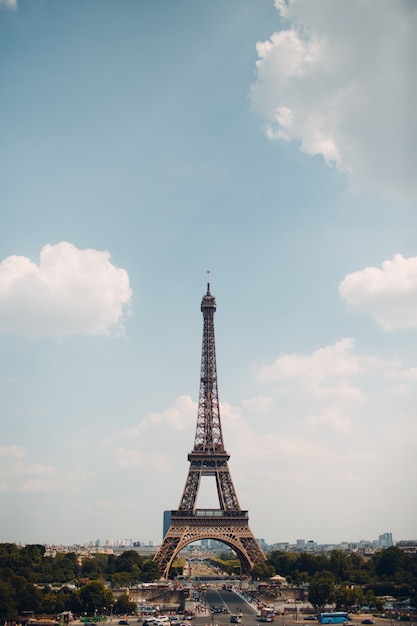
[1, 0, 416, 549]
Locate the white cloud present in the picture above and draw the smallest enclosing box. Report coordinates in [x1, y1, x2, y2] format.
[258, 337, 380, 398]
[148, 395, 196, 429]
[304, 405, 352, 435]
[242, 395, 273, 413]
[0, 242, 132, 338]
[114, 448, 143, 470]
[221, 349, 416, 541]
[119, 395, 196, 439]
[0, 446, 87, 494]
[110, 395, 197, 478]
[0, 0, 17, 9]
[384, 366, 417, 381]
[339, 254, 417, 330]
[250, 0, 417, 204]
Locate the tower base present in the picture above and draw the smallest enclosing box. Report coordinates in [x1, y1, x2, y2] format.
[154, 509, 266, 579]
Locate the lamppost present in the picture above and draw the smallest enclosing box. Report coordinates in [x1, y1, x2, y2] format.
[294, 588, 298, 621]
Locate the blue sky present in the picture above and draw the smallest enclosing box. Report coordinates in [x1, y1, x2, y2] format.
[1, 0, 416, 548]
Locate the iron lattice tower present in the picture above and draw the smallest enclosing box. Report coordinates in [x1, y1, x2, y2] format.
[153, 277, 266, 579]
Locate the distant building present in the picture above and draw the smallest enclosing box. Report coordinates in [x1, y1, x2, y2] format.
[163, 511, 171, 538]
[379, 532, 393, 548]
[396, 540, 417, 553]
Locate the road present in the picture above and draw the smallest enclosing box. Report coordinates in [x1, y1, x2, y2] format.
[193, 589, 258, 626]
[189, 590, 417, 626]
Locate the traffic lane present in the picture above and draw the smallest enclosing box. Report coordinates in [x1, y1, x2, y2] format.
[193, 614, 259, 626]
[204, 589, 256, 617]
[197, 589, 258, 626]
[218, 591, 257, 616]
[205, 588, 227, 609]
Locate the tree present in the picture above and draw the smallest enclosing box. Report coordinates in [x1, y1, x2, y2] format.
[78, 580, 113, 615]
[110, 572, 132, 587]
[308, 572, 336, 609]
[116, 551, 143, 572]
[334, 585, 365, 610]
[330, 551, 350, 581]
[374, 547, 405, 579]
[81, 554, 109, 580]
[140, 560, 160, 582]
[114, 593, 137, 615]
[52, 552, 80, 582]
[13, 576, 43, 615]
[251, 561, 275, 580]
[267, 551, 299, 579]
[0, 581, 18, 625]
[364, 590, 383, 612]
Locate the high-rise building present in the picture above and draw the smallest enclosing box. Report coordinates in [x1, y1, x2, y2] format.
[379, 532, 393, 547]
[163, 511, 171, 538]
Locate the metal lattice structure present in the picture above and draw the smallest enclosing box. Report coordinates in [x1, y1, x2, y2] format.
[153, 277, 266, 579]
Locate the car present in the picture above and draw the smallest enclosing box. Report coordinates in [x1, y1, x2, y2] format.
[361, 620, 375, 624]
[304, 618, 317, 621]
[230, 617, 241, 624]
[119, 621, 130, 625]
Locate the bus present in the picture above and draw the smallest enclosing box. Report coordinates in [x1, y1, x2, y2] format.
[260, 608, 275, 622]
[318, 613, 350, 624]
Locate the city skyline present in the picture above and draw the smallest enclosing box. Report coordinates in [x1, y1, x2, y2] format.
[0, 1, 416, 547]
[12, 530, 403, 551]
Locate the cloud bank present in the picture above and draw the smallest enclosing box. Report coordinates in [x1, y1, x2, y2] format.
[340, 254, 417, 330]
[0, 446, 87, 494]
[258, 337, 382, 398]
[111, 339, 415, 539]
[3, 336, 416, 542]
[0, 242, 132, 338]
[250, 0, 417, 204]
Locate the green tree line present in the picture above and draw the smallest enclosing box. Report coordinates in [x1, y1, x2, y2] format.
[250, 547, 417, 610]
[1, 543, 416, 625]
[0, 544, 160, 625]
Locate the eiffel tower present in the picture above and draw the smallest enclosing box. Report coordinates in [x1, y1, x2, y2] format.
[153, 276, 266, 579]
